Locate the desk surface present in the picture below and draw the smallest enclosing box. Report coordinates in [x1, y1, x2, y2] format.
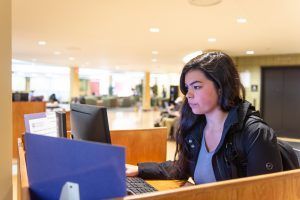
[146, 180, 185, 191]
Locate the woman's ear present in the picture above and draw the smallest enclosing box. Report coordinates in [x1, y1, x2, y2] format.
[218, 89, 222, 95]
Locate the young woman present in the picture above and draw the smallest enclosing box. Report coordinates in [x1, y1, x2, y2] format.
[126, 51, 283, 184]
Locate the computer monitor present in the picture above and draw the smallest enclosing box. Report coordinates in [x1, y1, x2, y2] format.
[70, 103, 111, 144]
[56, 111, 67, 138]
[12, 92, 29, 101]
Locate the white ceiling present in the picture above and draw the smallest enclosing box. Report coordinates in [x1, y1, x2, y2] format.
[12, 0, 300, 73]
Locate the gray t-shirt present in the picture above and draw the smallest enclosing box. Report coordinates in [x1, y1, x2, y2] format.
[194, 135, 216, 184]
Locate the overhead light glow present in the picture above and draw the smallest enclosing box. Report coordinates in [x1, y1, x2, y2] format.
[53, 51, 61, 55]
[38, 41, 47, 45]
[152, 58, 157, 62]
[152, 51, 159, 55]
[246, 50, 255, 55]
[208, 38, 217, 42]
[149, 28, 160, 33]
[189, 0, 222, 7]
[182, 51, 203, 63]
[237, 18, 247, 24]
[69, 57, 75, 61]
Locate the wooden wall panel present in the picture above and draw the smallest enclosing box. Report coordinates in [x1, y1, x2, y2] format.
[13, 102, 46, 158]
[111, 128, 167, 165]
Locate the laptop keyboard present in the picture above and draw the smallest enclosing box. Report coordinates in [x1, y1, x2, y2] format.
[126, 177, 157, 195]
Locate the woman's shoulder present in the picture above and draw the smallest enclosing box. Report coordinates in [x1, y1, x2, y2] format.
[241, 114, 277, 151]
[244, 114, 272, 133]
[236, 100, 272, 136]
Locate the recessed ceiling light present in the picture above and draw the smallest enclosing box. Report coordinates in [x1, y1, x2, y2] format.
[149, 28, 160, 33]
[38, 41, 47, 45]
[208, 38, 217, 42]
[189, 0, 222, 7]
[53, 51, 61, 55]
[152, 51, 159, 55]
[183, 51, 203, 63]
[152, 58, 157, 62]
[246, 50, 255, 55]
[237, 18, 247, 24]
[69, 57, 75, 61]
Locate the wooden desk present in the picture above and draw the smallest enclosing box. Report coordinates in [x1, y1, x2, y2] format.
[17, 127, 167, 200]
[145, 180, 185, 191]
[18, 133, 300, 200]
[125, 169, 300, 200]
[17, 134, 182, 200]
[17, 139, 29, 200]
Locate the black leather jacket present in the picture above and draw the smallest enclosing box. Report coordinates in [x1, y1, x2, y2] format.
[138, 101, 283, 182]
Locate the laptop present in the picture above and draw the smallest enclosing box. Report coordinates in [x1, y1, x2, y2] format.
[25, 133, 126, 199]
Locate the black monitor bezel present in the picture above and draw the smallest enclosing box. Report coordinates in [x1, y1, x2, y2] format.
[70, 104, 111, 144]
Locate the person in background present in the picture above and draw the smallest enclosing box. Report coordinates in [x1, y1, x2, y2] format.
[49, 93, 59, 103]
[126, 51, 283, 185]
[162, 86, 167, 98]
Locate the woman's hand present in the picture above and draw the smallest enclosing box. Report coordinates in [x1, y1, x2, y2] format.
[182, 181, 195, 187]
[126, 164, 139, 177]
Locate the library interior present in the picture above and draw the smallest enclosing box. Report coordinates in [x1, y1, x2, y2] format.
[1, 0, 300, 199]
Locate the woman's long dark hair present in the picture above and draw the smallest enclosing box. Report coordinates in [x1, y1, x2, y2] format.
[174, 51, 245, 177]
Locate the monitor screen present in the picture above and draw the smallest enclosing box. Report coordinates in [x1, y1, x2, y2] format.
[12, 92, 29, 101]
[70, 104, 111, 144]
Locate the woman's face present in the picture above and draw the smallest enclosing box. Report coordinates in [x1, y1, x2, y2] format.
[184, 70, 220, 115]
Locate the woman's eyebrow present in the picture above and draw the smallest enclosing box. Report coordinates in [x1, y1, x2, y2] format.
[186, 80, 202, 86]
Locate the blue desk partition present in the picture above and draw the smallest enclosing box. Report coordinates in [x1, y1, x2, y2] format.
[25, 133, 126, 200]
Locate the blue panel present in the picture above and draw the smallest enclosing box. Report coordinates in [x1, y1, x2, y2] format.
[25, 133, 126, 200]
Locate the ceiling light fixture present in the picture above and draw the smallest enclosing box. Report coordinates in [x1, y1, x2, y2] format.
[149, 28, 160, 33]
[189, 0, 222, 7]
[246, 50, 255, 55]
[182, 51, 203, 63]
[208, 38, 217, 42]
[38, 41, 47, 45]
[237, 18, 247, 24]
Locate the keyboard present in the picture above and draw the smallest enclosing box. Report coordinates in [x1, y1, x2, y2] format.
[126, 177, 157, 195]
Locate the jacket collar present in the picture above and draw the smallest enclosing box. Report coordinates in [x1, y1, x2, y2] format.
[236, 100, 260, 130]
[186, 117, 204, 146]
[216, 100, 258, 151]
[185, 101, 257, 149]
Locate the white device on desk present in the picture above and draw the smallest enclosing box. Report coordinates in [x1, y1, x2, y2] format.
[59, 182, 80, 200]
